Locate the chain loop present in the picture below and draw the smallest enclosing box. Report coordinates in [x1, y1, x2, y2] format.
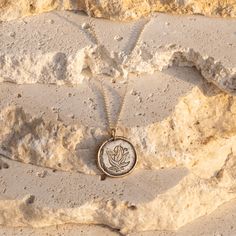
[110, 128, 116, 140]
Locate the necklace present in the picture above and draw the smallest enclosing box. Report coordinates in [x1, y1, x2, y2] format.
[80, 15, 150, 177]
[96, 78, 137, 178]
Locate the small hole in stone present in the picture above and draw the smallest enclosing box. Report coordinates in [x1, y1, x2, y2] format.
[128, 205, 137, 210]
[25, 195, 35, 204]
[3, 163, 9, 169]
[29, 3, 36, 12]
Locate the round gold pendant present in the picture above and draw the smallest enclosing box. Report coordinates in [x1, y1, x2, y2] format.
[97, 137, 137, 178]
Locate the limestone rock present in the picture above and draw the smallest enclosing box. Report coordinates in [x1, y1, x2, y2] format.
[0, 106, 95, 174]
[0, 0, 236, 22]
[83, 0, 236, 21]
[1, 83, 236, 233]
[0, 161, 236, 233]
[0, 7, 236, 235]
[1, 79, 236, 179]
[0, 45, 235, 94]
[0, 45, 121, 85]
[0, 0, 76, 21]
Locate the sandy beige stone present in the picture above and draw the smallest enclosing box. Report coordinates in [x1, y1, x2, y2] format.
[0, 0, 236, 21]
[0, 157, 236, 234]
[0, 0, 76, 21]
[83, 0, 236, 20]
[1, 44, 235, 93]
[0, 81, 236, 178]
[0, 10, 236, 235]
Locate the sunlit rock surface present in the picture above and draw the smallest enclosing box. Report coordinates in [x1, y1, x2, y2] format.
[0, 0, 236, 21]
[0, 10, 236, 235]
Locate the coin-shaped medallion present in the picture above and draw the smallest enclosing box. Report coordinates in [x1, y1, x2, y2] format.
[97, 137, 137, 177]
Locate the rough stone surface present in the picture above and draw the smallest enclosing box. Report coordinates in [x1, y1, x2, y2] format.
[0, 0, 236, 22]
[0, 0, 76, 21]
[0, 81, 236, 178]
[1, 44, 235, 233]
[0, 10, 236, 235]
[0, 45, 236, 93]
[83, 0, 236, 21]
[0, 158, 235, 234]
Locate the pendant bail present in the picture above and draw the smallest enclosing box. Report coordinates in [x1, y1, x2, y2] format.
[111, 128, 116, 140]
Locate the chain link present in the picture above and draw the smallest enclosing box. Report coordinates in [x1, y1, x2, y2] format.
[99, 77, 129, 136]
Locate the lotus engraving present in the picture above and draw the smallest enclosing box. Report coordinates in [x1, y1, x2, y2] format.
[106, 145, 130, 172]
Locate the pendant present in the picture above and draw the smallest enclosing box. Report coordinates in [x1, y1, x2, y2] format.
[97, 136, 137, 178]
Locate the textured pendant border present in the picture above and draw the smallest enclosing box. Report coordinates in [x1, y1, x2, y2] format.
[97, 136, 138, 178]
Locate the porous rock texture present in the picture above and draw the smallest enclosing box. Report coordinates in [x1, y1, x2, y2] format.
[0, 152, 236, 234]
[83, 0, 236, 20]
[0, 0, 76, 21]
[1, 44, 236, 93]
[0, 0, 236, 21]
[1, 80, 236, 178]
[0, 11, 236, 235]
[1, 79, 236, 233]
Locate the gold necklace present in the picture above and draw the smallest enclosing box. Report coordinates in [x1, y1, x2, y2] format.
[80, 15, 150, 177]
[96, 77, 137, 178]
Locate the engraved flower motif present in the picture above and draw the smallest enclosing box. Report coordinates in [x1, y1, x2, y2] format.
[106, 145, 130, 172]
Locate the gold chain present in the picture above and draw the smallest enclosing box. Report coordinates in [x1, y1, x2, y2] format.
[81, 8, 150, 138]
[99, 77, 129, 138]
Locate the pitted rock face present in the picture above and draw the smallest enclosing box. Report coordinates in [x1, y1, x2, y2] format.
[0, 7, 236, 235]
[0, 0, 236, 21]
